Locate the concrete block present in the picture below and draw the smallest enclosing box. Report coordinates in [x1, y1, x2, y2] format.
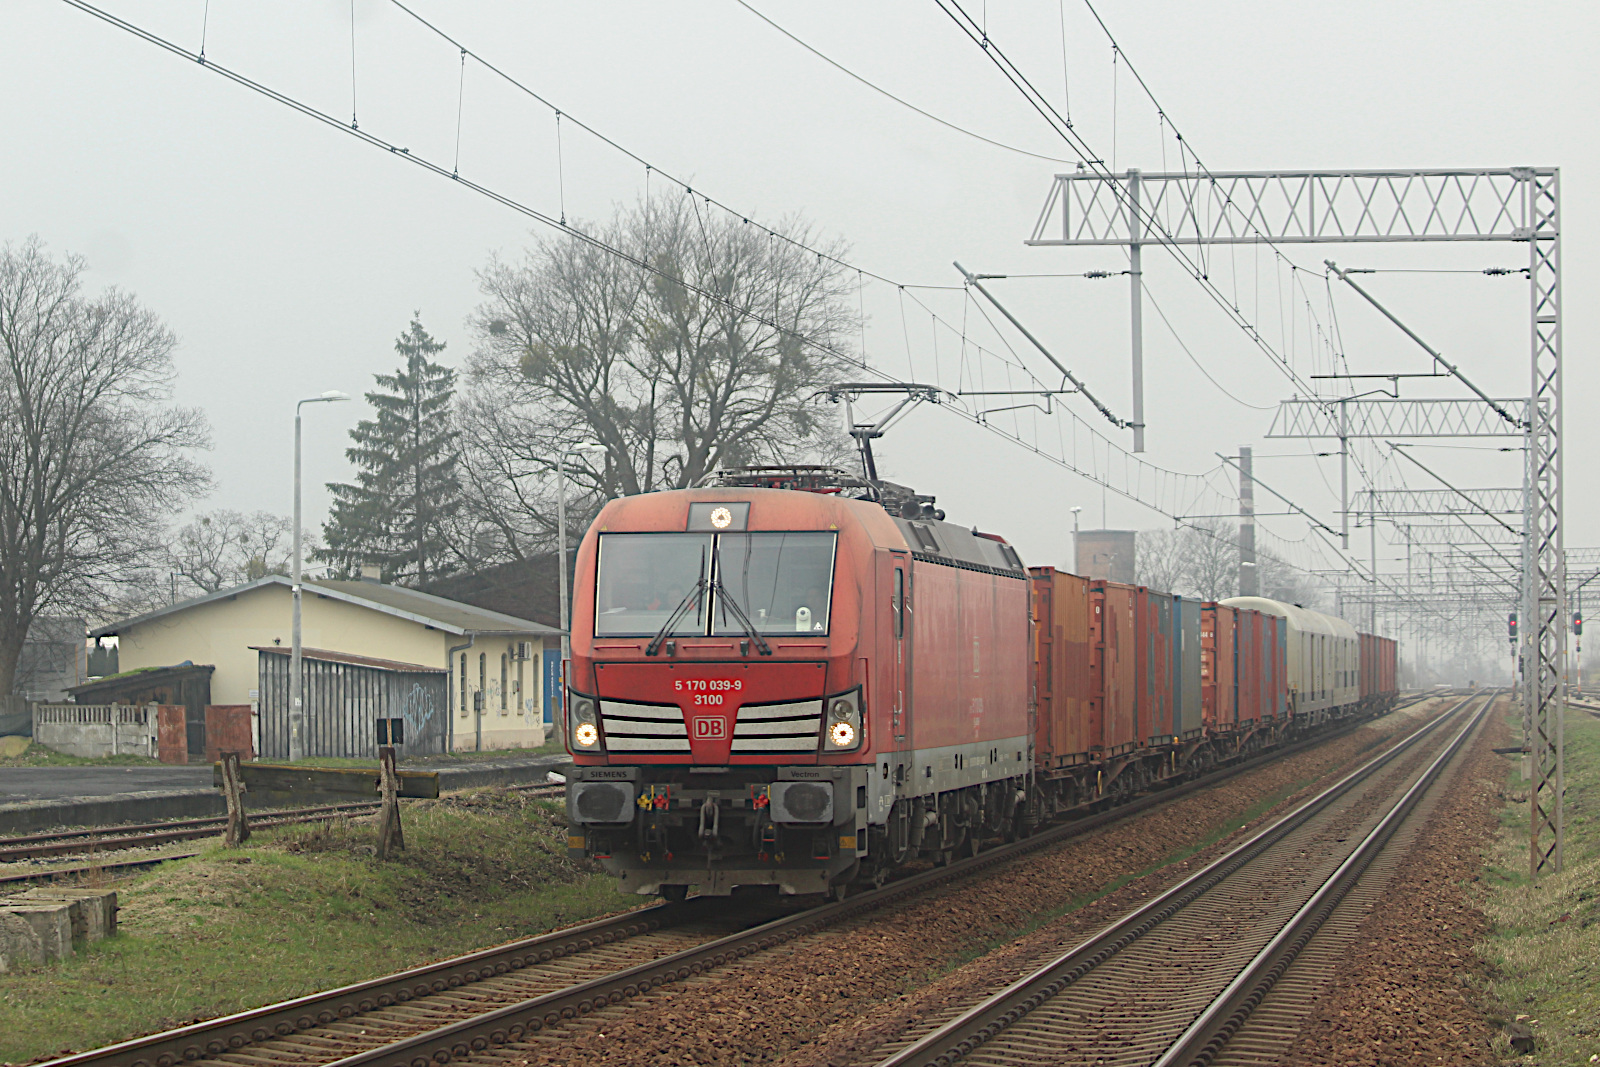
[0, 904, 72, 961]
[19, 888, 118, 942]
[0, 913, 44, 971]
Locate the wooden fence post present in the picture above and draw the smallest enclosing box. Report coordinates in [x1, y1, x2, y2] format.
[376, 745, 404, 859]
[220, 751, 250, 847]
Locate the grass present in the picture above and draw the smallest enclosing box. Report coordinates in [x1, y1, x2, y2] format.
[0, 742, 162, 768]
[0, 789, 636, 1062]
[1479, 705, 1600, 1063]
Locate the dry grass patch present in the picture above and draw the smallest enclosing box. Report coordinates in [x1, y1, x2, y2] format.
[1479, 707, 1600, 1063]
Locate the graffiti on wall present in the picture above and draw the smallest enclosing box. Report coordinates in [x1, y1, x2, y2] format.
[399, 682, 437, 740]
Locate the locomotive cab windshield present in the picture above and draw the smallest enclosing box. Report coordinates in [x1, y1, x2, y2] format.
[594, 530, 837, 637]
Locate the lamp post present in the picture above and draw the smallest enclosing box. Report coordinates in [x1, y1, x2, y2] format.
[290, 390, 350, 762]
[555, 443, 607, 748]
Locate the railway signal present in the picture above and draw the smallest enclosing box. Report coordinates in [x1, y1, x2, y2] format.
[1508, 612, 1519, 643]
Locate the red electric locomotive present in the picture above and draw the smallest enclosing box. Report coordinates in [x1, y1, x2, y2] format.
[562, 468, 1030, 898]
[563, 466, 1400, 900]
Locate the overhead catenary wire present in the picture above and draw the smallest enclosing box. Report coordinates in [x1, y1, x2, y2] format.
[932, 0, 1330, 408]
[959, 0, 1481, 596]
[57, 0, 1366, 597]
[384, 0, 1298, 458]
[730, 0, 1077, 164]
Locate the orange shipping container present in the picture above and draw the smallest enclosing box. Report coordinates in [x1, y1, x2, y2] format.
[1090, 580, 1141, 754]
[1030, 568, 1094, 765]
[1202, 603, 1238, 729]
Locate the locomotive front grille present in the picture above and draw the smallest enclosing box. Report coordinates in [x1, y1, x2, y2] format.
[732, 699, 823, 753]
[600, 700, 691, 753]
[598, 697, 824, 755]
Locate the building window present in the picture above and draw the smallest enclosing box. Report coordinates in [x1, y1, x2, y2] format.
[460, 653, 468, 716]
[478, 653, 487, 715]
[500, 654, 509, 713]
[515, 652, 525, 717]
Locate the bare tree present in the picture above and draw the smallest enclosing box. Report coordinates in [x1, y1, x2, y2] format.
[1258, 548, 1325, 609]
[168, 509, 310, 596]
[0, 239, 209, 686]
[1135, 527, 1188, 595]
[1182, 521, 1240, 602]
[460, 196, 857, 556]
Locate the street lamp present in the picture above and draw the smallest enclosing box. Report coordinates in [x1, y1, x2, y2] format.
[556, 443, 607, 748]
[290, 390, 350, 762]
[1070, 506, 1082, 573]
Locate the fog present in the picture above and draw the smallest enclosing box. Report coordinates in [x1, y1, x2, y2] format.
[2, 0, 1594, 589]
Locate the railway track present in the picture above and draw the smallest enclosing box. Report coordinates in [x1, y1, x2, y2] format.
[35, 695, 1449, 1067]
[868, 690, 1495, 1067]
[0, 784, 567, 865]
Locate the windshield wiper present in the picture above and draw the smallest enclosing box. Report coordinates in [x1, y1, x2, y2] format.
[646, 555, 707, 657]
[714, 580, 774, 656]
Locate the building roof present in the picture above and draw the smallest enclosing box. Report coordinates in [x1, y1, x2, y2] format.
[90, 574, 562, 639]
[250, 645, 446, 674]
[67, 661, 214, 700]
[421, 554, 560, 629]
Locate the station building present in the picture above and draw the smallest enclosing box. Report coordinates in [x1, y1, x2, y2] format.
[89, 575, 562, 758]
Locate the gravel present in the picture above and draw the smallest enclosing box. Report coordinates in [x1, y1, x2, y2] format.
[474, 702, 1453, 1067]
[1278, 701, 1508, 1067]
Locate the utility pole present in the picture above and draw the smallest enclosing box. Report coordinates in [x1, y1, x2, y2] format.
[1238, 446, 1257, 596]
[1128, 169, 1145, 453]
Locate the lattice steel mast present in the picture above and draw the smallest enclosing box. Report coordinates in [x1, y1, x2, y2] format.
[1029, 168, 1565, 874]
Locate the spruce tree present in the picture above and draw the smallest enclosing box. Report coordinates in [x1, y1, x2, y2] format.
[320, 316, 460, 584]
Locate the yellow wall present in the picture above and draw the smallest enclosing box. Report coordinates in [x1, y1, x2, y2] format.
[114, 581, 558, 752]
[448, 635, 563, 752]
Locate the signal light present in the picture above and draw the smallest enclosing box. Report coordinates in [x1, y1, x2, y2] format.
[1575, 612, 1584, 636]
[1508, 612, 1518, 641]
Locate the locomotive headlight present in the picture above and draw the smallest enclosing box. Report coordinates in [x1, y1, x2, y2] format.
[569, 694, 602, 751]
[822, 688, 863, 752]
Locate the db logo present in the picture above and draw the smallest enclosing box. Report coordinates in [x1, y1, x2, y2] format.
[691, 717, 727, 740]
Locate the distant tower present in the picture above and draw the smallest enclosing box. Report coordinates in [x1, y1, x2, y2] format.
[1238, 446, 1258, 596]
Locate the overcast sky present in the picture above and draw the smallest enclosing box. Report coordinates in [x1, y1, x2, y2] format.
[2, 0, 1594, 597]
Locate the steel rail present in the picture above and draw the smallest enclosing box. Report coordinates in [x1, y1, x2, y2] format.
[37, 696, 1432, 1067]
[0, 803, 380, 850]
[0, 786, 566, 861]
[872, 691, 1486, 1067]
[35, 901, 687, 1067]
[1155, 694, 1492, 1066]
[280, 699, 1439, 1067]
[0, 852, 203, 888]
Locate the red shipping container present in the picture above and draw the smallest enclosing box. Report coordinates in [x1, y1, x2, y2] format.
[1202, 603, 1238, 730]
[1090, 580, 1140, 754]
[1234, 610, 1257, 727]
[1030, 568, 1094, 765]
[156, 704, 189, 764]
[204, 705, 255, 763]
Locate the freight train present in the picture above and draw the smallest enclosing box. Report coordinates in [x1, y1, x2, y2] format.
[562, 468, 1398, 898]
